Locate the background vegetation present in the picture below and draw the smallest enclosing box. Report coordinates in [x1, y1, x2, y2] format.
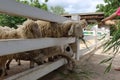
[96, 0, 120, 35]
[0, 0, 48, 28]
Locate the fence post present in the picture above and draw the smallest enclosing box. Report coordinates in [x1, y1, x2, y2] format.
[75, 38, 81, 61]
[105, 26, 110, 40]
[94, 25, 98, 49]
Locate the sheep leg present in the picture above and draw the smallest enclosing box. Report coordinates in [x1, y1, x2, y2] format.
[0, 58, 8, 77]
[6, 59, 12, 70]
[17, 59, 21, 66]
[30, 61, 34, 68]
[48, 56, 55, 62]
[0, 63, 7, 77]
[2, 65, 7, 76]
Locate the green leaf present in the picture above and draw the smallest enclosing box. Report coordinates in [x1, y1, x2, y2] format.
[100, 57, 113, 64]
[104, 62, 112, 73]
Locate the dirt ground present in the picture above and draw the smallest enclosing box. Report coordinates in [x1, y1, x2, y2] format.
[39, 46, 120, 80]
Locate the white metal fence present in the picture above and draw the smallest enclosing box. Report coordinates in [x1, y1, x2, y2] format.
[0, 0, 109, 80]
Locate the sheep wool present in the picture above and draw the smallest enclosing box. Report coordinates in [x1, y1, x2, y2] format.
[0, 19, 42, 76]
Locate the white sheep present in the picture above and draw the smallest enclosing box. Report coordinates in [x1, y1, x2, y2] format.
[35, 19, 87, 59]
[36, 19, 87, 38]
[0, 19, 42, 76]
[34, 20, 87, 69]
[0, 26, 19, 39]
[38, 44, 76, 70]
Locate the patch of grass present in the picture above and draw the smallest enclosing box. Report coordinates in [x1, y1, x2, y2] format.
[57, 68, 93, 80]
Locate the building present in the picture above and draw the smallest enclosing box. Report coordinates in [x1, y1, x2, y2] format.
[62, 12, 104, 24]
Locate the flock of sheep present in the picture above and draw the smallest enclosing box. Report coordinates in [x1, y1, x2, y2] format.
[0, 19, 87, 77]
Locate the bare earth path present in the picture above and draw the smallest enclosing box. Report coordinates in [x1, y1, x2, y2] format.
[80, 46, 120, 80]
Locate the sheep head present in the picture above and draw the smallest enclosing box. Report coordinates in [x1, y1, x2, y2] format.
[68, 22, 83, 39]
[68, 19, 87, 39]
[21, 19, 42, 39]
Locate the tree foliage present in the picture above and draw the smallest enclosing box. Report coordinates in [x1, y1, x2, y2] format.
[96, 0, 120, 35]
[0, 0, 48, 28]
[96, 0, 120, 73]
[49, 6, 68, 15]
[96, 0, 120, 17]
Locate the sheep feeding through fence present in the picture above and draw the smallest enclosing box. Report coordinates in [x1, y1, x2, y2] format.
[0, 0, 109, 80]
[0, 0, 85, 79]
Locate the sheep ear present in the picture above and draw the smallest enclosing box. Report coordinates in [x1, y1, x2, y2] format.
[68, 25, 74, 35]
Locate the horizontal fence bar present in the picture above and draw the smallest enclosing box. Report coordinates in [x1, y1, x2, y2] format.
[84, 35, 95, 40]
[5, 58, 67, 80]
[0, 0, 69, 23]
[83, 31, 104, 36]
[0, 38, 75, 56]
[78, 39, 106, 57]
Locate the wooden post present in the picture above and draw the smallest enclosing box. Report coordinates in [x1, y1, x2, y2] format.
[105, 26, 110, 40]
[94, 25, 98, 49]
[75, 38, 81, 61]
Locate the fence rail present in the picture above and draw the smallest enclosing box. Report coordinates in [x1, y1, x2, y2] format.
[0, 38, 75, 56]
[0, 0, 75, 79]
[5, 58, 67, 80]
[0, 0, 69, 23]
[4, 35, 106, 80]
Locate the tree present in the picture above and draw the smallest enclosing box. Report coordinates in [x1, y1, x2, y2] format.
[0, 0, 48, 28]
[50, 6, 68, 15]
[96, 0, 120, 35]
[96, 0, 120, 17]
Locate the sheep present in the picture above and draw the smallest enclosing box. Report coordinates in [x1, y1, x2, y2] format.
[34, 19, 87, 68]
[38, 44, 76, 70]
[0, 19, 42, 39]
[6, 50, 45, 71]
[17, 19, 42, 39]
[0, 19, 87, 76]
[0, 19, 42, 76]
[0, 51, 43, 76]
[0, 53, 25, 76]
[35, 19, 87, 58]
[36, 19, 87, 38]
